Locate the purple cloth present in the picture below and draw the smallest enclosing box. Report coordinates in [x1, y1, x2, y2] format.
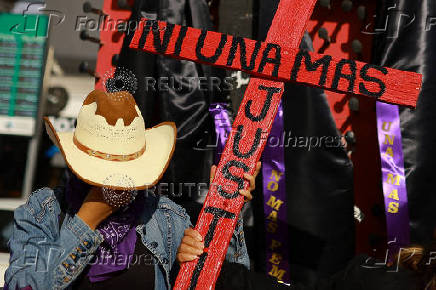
[3, 285, 32, 290]
[261, 101, 290, 283]
[65, 172, 144, 282]
[376, 102, 410, 260]
[209, 102, 290, 282]
[209, 103, 232, 165]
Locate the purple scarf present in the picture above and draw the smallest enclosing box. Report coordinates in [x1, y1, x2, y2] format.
[65, 172, 145, 282]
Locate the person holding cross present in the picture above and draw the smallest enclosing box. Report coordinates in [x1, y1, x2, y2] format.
[3, 90, 260, 290]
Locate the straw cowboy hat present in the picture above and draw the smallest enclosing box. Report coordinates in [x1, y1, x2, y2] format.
[44, 90, 176, 190]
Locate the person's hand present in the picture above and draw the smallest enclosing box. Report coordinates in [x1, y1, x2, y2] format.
[77, 187, 117, 230]
[177, 162, 262, 264]
[210, 161, 261, 201]
[177, 228, 204, 263]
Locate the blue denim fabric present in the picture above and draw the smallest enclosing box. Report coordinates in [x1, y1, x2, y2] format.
[4, 187, 249, 290]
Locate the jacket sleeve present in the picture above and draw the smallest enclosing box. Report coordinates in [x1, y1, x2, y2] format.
[175, 206, 250, 269]
[225, 215, 250, 268]
[4, 188, 104, 290]
[174, 204, 250, 269]
[167, 206, 249, 289]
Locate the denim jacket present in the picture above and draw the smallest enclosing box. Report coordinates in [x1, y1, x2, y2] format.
[4, 187, 249, 290]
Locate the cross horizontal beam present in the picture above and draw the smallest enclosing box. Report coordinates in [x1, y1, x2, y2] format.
[130, 19, 422, 108]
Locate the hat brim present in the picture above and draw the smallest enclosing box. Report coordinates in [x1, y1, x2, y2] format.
[44, 117, 176, 190]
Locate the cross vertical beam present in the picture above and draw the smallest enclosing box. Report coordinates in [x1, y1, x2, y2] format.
[175, 0, 316, 288]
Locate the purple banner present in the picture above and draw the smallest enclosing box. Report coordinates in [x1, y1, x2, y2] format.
[376, 102, 410, 258]
[261, 101, 290, 283]
[209, 102, 290, 283]
[209, 103, 232, 165]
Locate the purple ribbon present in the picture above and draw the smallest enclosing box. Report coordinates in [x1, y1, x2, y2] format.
[376, 102, 410, 258]
[209, 102, 290, 282]
[209, 103, 232, 165]
[261, 101, 290, 283]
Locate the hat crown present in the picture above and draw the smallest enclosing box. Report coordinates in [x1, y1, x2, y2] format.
[74, 90, 146, 155]
[83, 90, 138, 126]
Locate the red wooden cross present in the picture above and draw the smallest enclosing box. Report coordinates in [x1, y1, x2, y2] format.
[129, 0, 422, 289]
